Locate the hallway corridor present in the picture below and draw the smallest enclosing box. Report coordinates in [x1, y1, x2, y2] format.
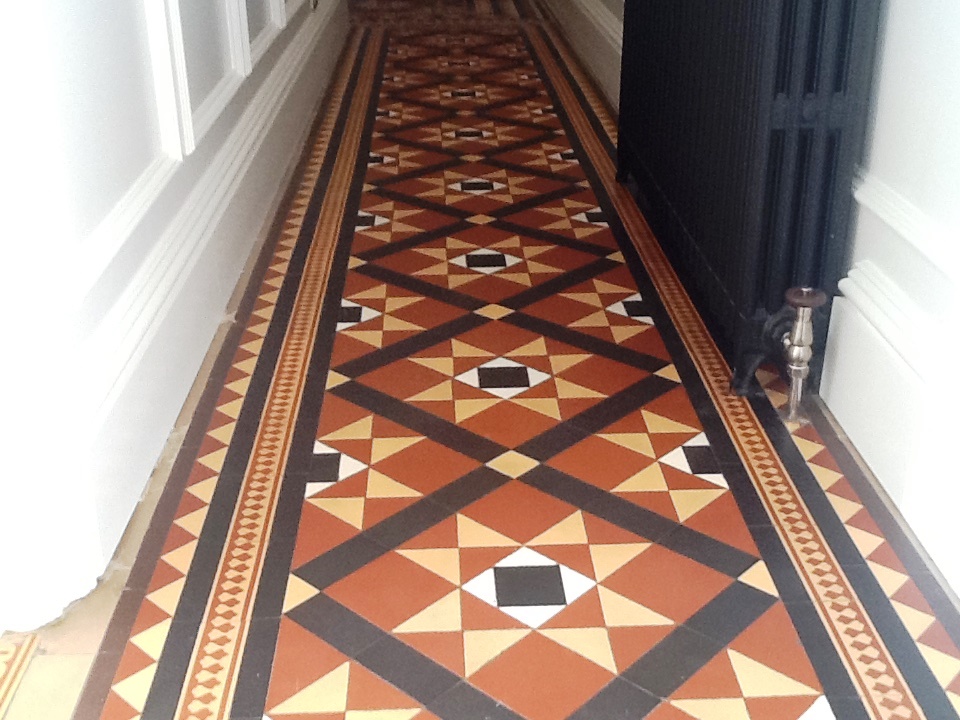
[13, 1, 958, 718]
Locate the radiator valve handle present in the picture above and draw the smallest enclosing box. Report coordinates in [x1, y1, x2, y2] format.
[782, 287, 827, 423]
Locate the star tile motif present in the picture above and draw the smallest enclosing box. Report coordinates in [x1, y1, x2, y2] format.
[96, 16, 910, 720]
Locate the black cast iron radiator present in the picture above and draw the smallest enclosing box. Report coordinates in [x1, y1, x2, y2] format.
[616, 0, 880, 392]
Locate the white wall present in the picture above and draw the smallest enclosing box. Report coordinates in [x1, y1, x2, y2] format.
[0, 0, 349, 631]
[821, 0, 960, 590]
[544, 0, 623, 110]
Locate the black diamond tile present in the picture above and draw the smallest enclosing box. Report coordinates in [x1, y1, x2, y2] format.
[683, 445, 721, 475]
[477, 365, 530, 390]
[621, 300, 645, 317]
[466, 252, 508, 269]
[338, 305, 364, 324]
[494, 565, 566, 607]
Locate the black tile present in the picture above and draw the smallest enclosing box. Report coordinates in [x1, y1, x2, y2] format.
[427, 467, 510, 511]
[621, 625, 724, 698]
[567, 678, 660, 720]
[494, 565, 565, 606]
[656, 525, 758, 578]
[335, 314, 487, 378]
[521, 465, 619, 515]
[334, 381, 506, 462]
[363, 498, 454, 550]
[478, 365, 530, 389]
[338, 304, 364, 324]
[356, 635, 462, 704]
[621, 299, 645, 317]
[295, 535, 386, 589]
[427, 682, 526, 720]
[306, 451, 340, 487]
[682, 581, 776, 646]
[286, 593, 384, 657]
[466, 251, 508, 267]
[681, 445, 720, 476]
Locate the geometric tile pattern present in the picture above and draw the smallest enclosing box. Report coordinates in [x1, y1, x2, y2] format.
[276, 16, 823, 720]
[78, 4, 960, 720]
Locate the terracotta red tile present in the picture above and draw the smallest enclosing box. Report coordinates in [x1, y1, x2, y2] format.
[460, 401, 557, 446]
[681, 494, 760, 555]
[534, 544, 597, 579]
[398, 631, 466, 675]
[865, 541, 908, 573]
[918, 622, 960, 659]
[461, 589, 528, 631]
[266, 618, 349, 710]
[98, 693, 139, 720]
[542, 587, 607, 629]
[643, 387, 703, 429]
[745, 696, 820, 719]
[145, 560, 185, 596]
[728, 604, 821, 690]
[461, 481, 576, 544]
[604, 546, 732, 623]
[327, 552, 457, 631]
[608, 625, 674, 672]
[672, 650, 742, 699]
[347, 661, 426, 710]
[548, 436, 655, 490]
[470, 632, 615, 720]
[892, 580, 935, 615]
[111, 645, 155, 685]
[374, 441, 479, 494]
[846, 507, 884, 536]
[291, 503, 360, 570]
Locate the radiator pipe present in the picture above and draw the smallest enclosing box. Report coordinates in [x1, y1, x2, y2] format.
[782, 287, 827, 423]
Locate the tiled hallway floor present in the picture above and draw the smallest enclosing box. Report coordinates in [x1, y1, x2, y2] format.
[15, 2, 958, 719]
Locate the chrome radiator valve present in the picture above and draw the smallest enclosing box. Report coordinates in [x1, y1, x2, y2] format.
[782, 287, 827, 423]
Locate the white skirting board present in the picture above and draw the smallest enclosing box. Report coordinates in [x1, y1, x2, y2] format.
[0, 1, 350, 631]
[822, 173, 959, 593]
[542, 0, 622, 110]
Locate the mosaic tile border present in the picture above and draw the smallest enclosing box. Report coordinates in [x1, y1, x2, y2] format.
[760, 371, 960, 715]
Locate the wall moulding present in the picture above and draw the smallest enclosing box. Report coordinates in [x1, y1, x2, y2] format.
[852, 171, 958, 286]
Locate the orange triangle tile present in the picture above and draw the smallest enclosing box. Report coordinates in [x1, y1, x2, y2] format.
[542, 587, 606, 629]
[672, 651, 742, 699]
[112, 644, 155, 685]
[400, 632, 466, 676]
[616, 491, 679, 521]
[461, 590, 527, 631]
[681, 494, 759, 555]
[583, 512, 651, 544]
[729, 605, 821, 690]
[99, 693, 139, 720]
[363, 497, 421, 527]
[460, 546, 519, 584]
[535, 544, 596, 579]
[348, 661, 422, 710]
[266, 620, 348, 711]
[745, 696, 819, 718]
[400, 516, 458, 550]
[608, 625, 673, 672]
